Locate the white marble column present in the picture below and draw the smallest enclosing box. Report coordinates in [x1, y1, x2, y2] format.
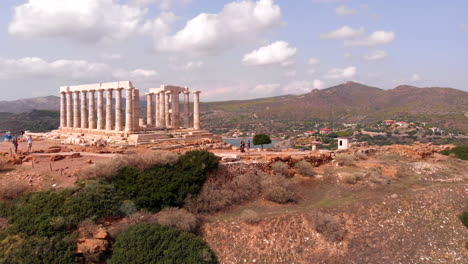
[159, 91, 166, 129]
[146, 93, 153, 126]
[80, 91, 88, 129]
[60, 91, 66, 128]
[183, 91, 190, 128]
[115, 88, 124, 131]
[106, 89, 113, 131]
[171, 91, 180, 129]
[88, 90, 96, 129]
[155, 93, 160, 128]
[125, 88, 134, 133]
[133, 89, 140, 131]
[66, 91, 73, 128]
[97, 90, 105, 130]
[165, 92, 171, 129]
[193, 91, 201, 130]
[73, 91, 80, 129]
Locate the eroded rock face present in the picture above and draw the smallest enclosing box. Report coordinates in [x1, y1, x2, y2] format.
[76, 226, 110, 263]
[384, 142, 453, 159]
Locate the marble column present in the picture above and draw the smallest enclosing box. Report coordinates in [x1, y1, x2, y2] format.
[171, 91, 180, 129]
[183, 91, 190, 128]
[115, 88, 124, 131]
[133, 89, 140, 131]
[146, 93, 153, 126]
[159, 91, 166, 129]
[97, 90, 105, 130]
[88, 90, 96, 129]
[165, 92, 171, 129]
[154, 93, 161, 128]
[193, 91, 201, 130]
[66, 91, 73, 128]
[60, 92, 66, 128]
[106, 89, 113, 131]
[125, 88, 134, 133]
[73, 91, 80, 129]
[80, 91, 88, 129]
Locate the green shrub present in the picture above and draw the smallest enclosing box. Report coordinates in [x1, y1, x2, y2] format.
[0, 234, 78, 264]
[253, 134, 272, 149]
[113, 151, 219, 212]
[440, 147, 468, 160]
[294, 160, 316, 177]
[459, 211, 468, 228]
[109, 224, 218, 264]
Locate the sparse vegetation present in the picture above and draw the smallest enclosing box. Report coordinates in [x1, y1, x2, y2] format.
[342, 174, 358, 184]
[335, 154, 356, 166]
[240, 209, 260, 225]
[440, 146, 468, 160]
[109, 224, 218, 264]
[311, 213, 346, 242]
[459, 211, 468, 228]
[0, 181, 30, 201]
[262, 175, 296, 204]
[271, 162, 289, 176]
[154, 208, 199, 233]
[294, 160, 316, 177]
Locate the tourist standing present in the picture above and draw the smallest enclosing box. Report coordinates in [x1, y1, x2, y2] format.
[240, 140, 245, 153]
[27, 135, 33, 153]
[12, 137, 18, 154]
[246, 140, 251, 154]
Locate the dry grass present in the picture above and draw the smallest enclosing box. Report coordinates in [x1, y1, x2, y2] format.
[0, 181, 30, 201]
[0, 159, 8, 172]
[261, 175, 296, 204]
[342, 174, 358, 184]
[154, 208, 200, 233]
[335, 154, 356, 167]
[308, 212, 346, 242]
[294, 160, 316, 177]
[271, 162, 289, 176]
[80, 151, 180, 180]
[354, 152, 368, 160]
[240, 209, 260, 225]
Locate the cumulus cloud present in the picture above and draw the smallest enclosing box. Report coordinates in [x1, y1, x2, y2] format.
[113, 68, 159, 81]
[320, 26, 365, 40]
[313, 79, 326, 89]
[282, 81, 311, 94]
[131, 0, 192, 10]
[154, 0, 282, 54]
[325, 66, 357, 79]
[9, 0, 146, 43]
[308, 57, 320, 65]
[243, 41, 297, 66]
[140, 12, 177, 38]
[410, 73, 421, 82]
[364, 50, 388, 61]
[335, 6, 357, 16]
[345, 31, 395, 46]
[183, 61, 204, 71]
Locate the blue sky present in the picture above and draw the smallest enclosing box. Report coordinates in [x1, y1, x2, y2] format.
[0, 0, 467, 101]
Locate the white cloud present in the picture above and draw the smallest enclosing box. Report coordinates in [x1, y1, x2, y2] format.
[253, 83, 280, 95]
[285, 70, 297, 78]
[131, 0, 192, 10]
[345, 31, 395, 46]
[9, 0, 146, 43]
[321, 26, 365, 40]
[101, 53, 122, 60]
[140, 12, 177, 38]
[281, 60, 295, 67]
[344, 52, 352, 60]
[307, 69, 316, 75]
[155, 0, 282, 54]
[243, 41, 297, 66]
[308, 57, 320, 65]
[410, 73, 421, 82]
[183, 61, 204, 71]
[364, 50, 388, 61]
[325, 66, 357, 79]
[0, 57, 110, 80]
[313, 79, 326, 89]
[282, 81, 311, 94]
[335, 6, 357, 16]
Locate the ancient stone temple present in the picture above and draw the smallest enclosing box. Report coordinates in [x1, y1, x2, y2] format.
[55, 81, 215, 146]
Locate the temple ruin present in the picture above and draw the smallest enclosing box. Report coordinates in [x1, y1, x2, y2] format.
[54, 81, 224, 147]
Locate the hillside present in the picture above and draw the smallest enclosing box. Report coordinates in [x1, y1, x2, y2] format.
[0, 96, 59, 113]
[201, 82, 468, 133]
[0, 110, 59, 133]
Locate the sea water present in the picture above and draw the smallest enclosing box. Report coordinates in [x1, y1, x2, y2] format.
[223, 138, 277, 149]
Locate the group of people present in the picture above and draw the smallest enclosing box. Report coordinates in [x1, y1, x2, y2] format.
[240, 140, 251, 153]
[4, 130, 33, 154]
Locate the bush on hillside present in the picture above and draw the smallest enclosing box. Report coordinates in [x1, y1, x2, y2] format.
[294, 160, 316, 177]
[154, 208, 199, 233]
[440, 146, 468, 160]
[109, 224, 218, 264]
[335, 154, 356, 166]
[261, 175, 296, 204]
[240, 209, 260, 225]
[271, 162, 289, 176]
[112, 150, 219, 212]
[0, 234, 78, 264]
[312, 213, 346, 242]
[459, 211, 468, 228]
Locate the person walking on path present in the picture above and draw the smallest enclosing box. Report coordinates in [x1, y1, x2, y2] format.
[27, 135, 33, 153]
[12, 137, 18, 154]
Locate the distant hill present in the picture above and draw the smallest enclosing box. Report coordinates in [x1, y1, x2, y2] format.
[0, 96, 60, 113]
[0, 82, 466, 133]
[0, 110, 60, 133]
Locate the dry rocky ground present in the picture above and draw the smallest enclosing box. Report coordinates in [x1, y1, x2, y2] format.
[0, 139, 467, 264]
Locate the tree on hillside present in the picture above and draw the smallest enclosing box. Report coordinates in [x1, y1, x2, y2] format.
[253, 134, 272, 150]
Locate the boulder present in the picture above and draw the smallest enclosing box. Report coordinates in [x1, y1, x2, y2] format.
[50, 155, 65, 162]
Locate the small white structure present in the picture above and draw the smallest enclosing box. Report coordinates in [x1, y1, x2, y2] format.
[338, 137, 350, 150]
